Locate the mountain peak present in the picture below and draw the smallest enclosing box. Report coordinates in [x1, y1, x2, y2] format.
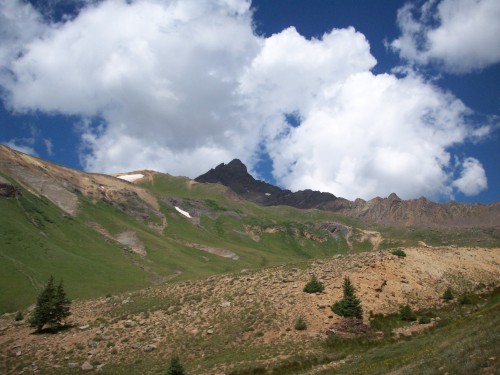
[195, 159, 337, 209]
[219, 159, 248, 174]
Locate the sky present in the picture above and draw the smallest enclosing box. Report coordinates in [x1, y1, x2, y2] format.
[0, 0, 499, 203]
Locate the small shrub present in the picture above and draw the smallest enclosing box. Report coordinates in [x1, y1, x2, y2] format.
[459, 294, 473, 305]
[443, 287, 454, 301]
[294, 316, 307, 331]
[303, 275, 324, 293]
[14, 311, 23, 321]
[399, 304, 417, 321]
[166, 355, 186, 375]
[418, 316, 431, 324]
[391, 249, 407, 257]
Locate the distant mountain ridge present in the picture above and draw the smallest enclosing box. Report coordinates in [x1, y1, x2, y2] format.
[196, 159, 500, 227]
[194, 159, 337, 209]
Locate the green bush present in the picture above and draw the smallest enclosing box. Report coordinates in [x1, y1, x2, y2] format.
[418, 316, 431, 324]
[166, 355, 186, 375]
[331, 277, 363, 319]
[459, 294, 473, 305]
[443, 287, 454, 301]
[391, 249, 407, 257]
[399, 304, 417, 321]
[294, 316, 307, 331]
[303, 274, 324, 294]
[14, 311, 23, 321]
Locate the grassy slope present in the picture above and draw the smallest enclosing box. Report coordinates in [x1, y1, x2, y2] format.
[321, 290, 500, 375]
[2, 172, 496, 314]
[0, 174, 354, 313]
[0, 191, 151, 313]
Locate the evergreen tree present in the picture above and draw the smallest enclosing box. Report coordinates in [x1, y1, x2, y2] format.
[54, 279, 71, 323]
[30, 275, 56, 331]
[331, 276, 363, 319]
[399, 304, 417, 321]
[166, 356, 185, 375]
[29, 276, 71, 332]
[443, 287, 454, 301]
[303, 274, 324, 293]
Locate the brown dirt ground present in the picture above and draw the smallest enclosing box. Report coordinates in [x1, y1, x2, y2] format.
[1, 246, 498, 374]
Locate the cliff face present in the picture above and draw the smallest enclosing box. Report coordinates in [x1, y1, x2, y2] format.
[196, 160, 500, 227]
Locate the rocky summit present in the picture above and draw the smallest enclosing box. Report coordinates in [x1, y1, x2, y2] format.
[195, 159, 338, 209]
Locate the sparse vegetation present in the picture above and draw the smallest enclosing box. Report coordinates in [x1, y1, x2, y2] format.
[399, 304, 417, 321]
[14, 311, 23, 321]
[331, 277, 363, 319]
[303, 274, 324, 293]
[418, 315, 431, 324]
[459, 294, 473, 305]
[391, 249, 407, 257]
[443, 287, 454, 301]
[166, 356, 185, 375]
[294, 316, 307, 330]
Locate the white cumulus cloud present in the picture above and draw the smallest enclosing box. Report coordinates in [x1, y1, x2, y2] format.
[1, 0, 260, 176]
[0, 0, 492, 200]
[452, 157, 488, 196]
[391, 0, 500, 73]
[239, 28, 489, 199]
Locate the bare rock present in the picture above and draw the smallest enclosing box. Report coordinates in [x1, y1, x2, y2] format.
[143, 344, 156, 352]
[123, 320, 137, 328]
[81, 361, 94, 371]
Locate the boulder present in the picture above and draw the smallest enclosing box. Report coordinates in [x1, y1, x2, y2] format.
[81, 362, 93, 371]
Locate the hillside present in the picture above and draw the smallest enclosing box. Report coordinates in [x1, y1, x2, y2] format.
[1, 144, 499, 374]
[1, 144, 499, 314]
[0, 246, 498, 374]
[0, 145, 382, 313]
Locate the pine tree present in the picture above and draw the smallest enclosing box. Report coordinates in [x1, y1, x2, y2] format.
[443, 287, 454, 301]
[331, 276, 363, 319]
[54, 279, 71, 323]
[399, 304, 417, 321]
[166, 356, 185, 375]
[303, 274, 324, 293]
[29, 276, 71, 332]
[29, 275, 56, 331]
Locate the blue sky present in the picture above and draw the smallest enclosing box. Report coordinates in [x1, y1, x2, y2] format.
[0, 0, 499, 203]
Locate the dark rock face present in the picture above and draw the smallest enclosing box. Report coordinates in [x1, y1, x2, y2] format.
[0, 181, 21, 198]
[195, 159, 337, 209]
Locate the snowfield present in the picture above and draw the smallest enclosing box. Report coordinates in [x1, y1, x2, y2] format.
[175, 206, 192, 218]
[117, 174, 144, 182]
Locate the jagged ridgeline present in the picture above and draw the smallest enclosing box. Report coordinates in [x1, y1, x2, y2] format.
[0, 144, 499, 313]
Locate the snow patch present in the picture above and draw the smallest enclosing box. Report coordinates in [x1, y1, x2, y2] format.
[117, 174, 144, 182]
[175, 206, 192, 218]
[265, 193, 271, 196]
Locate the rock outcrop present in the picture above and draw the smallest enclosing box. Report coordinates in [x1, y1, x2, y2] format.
[0, 176, 21, 198]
